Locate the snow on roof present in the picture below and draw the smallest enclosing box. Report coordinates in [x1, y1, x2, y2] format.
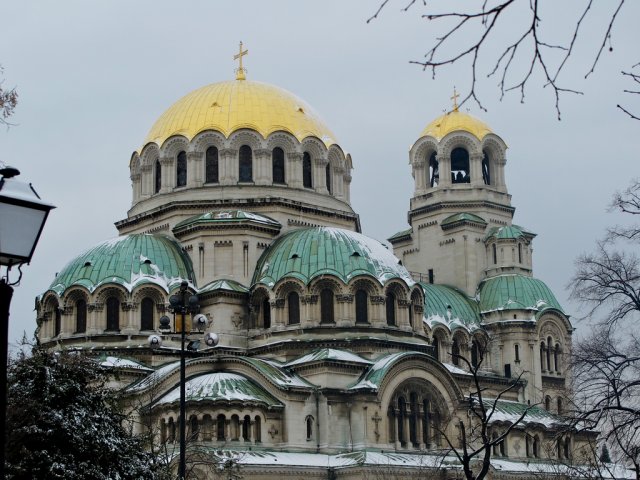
[486, 398, 565, 428]
[99, 356, 153, 371]
[442, 362, 471, 376]
[126, 360, 181, 392]
[285, 348, 373, 367]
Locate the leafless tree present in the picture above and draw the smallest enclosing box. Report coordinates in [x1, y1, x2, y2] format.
[367, 1, 637, 120]
[568, 179, 640, 479]
[0, 64, 18, 126]
[439, 339, 533, 480]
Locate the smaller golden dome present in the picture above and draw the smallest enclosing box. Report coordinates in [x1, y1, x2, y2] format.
[144, 80, 337, 148]
[420, 110, 493, 141]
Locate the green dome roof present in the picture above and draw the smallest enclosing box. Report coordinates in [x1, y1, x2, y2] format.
[477, 274, 563, 316]
[484, 224, 535, 241]
[252, 227, 414, 287]
[48, 234, 195, 296]
[420, 283, 481, 328]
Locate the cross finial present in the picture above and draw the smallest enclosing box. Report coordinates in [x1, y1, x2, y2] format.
[234, 41, 249, 80]
[451, 87, 460, 112]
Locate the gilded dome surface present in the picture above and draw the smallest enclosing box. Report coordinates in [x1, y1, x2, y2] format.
[420, 110, 493, 141]
[144, 80, 337, 147]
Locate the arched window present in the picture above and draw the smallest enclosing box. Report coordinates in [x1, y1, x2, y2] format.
[386, 292, 396, 326]
[557, 397, 563, 415]
[168, 417, 176, 443]
[230, 414, 240, 441]
[202, 415, 213, 441]
[514, 343, 520, 362]
[320, 289, 334, 324]
[189, 415, 199, 441]
[554, 343, 560, 372]
[242, 415, 251, 441]
[397, 396, 406, 446]
[429, 152, 439, 187]
[432, 337, 440, 361]
[216, 414, 226, 441]
[564, 437, 570, 459]
[54, 308, 61, 336]
[451, 339, 460, 366]
[160, 419, 167, 444]
[389, 384, 443, 450]
[533, 435, 540, 458]
[106, 297, 120, 331]
[154, 159, 161, 193]
[176, 151, 187, 187]
[422, 399, 431, 447]
[262, 297, 271, 329]
[306, 415, 314, 441]
[239, 145, 253, 182]
[254, 415, 262, 442]
[482, 150, 491, 185]
[451, 147, 470, 183]
[303, 152, 313, 188]
[518, 243, 523, 263]
[140, 297, 154, 330]
[325, 163, 332, 194]
[471, 339, 481, 368]
[272, 147, 285, 184]
[540, 342, 547, 371]
[355, 289, 368, 324]
[288, 292, 300, 325]
[205, 146, 219, 183]
[545, 396, 551, 411]
[492, 244, 497, 264]
[547, 336, 552, 371]
[75, 299, 87, 333]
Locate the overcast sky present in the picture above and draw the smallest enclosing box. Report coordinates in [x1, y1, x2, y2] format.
[1, 1, 638, 346]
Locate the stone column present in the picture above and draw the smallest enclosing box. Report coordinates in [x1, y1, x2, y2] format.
[314, 157, 329, 194]
[159, 156, 173, 193]
[220, 148, 238, 185]
[470, 152, 483, 186]
[254, 148, 271, 185]
[334, 166, 345, 201]
[344, 173, 352, 203]
[416, 407, 425, 450]
[437, 152, 451, 187]
[496, 156, 507, 189]
[140, 164, 152, 198]
[413, 163, 427, 196]
[130, 173, 141, 204]
[187, 151, 204, 188]
[288, 152, 303, 188]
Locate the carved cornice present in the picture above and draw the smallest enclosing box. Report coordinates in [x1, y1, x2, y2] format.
[336, 294, 354, 303]
[301, 294, 318, 304]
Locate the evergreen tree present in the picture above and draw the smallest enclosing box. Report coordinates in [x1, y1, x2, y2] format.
[5, 348, 161, 479]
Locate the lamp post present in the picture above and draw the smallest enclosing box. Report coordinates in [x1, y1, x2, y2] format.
[0, 166, 55, 478]
[148, 280, 218, 480]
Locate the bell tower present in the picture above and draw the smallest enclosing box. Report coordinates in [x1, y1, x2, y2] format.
[389, 103, 532, 296]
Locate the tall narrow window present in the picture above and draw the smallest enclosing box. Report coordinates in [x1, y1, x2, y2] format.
[492, 244, 497, 264]
[303, 152, 313, 188]
[254, 415, 262, 442]
[518, 243, 523, 263]
[355, 289, 368, 324]
[557, 397, 563, 415]
[141, 297, 154, 330]
[320, 289, 334, 324]
[554, 344, 560, 372]
[76, 299, 87, 333]
[288, 292, 300, 325]
[514, 344, 520, 362]
[325, 163, 332, 194]
[540, 342, 546, 371]
[433, 337, 439, 361]
[471, 340, 480, 368]
[386, 292, 396, 326]
[154, 159, 161, 193]
[239, 145, 253, 182]
[262, 298, 271, 329]
[216, 414, 226, 441]
[176, 151, 187, 187]
[242, 415, 250, 441]
[397, 397, 406, 446]
[205, 146, 219, 183]
[547, 336, 552, 371]
[451, 339, 460, 366]
[306, 416, 314, 440]
[106, 297, 120, 331]
[429, 152, 439, 187]
[451, 147, 470, 183]
[272, 147, 285, 184]
[54, 308, 61, 336]
[482, 150, 491, 185]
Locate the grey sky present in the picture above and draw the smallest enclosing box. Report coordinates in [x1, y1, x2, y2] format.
[1, 1, 638, 346]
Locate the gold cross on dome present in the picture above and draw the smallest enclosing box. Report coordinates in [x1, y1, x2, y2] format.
[234, 41, 249, 80]
[451, 87, 460, 112]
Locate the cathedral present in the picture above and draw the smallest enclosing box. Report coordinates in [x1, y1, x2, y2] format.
[35, 47, 591, 478]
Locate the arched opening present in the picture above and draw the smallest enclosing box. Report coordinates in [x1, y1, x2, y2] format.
[154, 158, 161, 193]
[254, 415, 262, 443]
[545, 396, 551, 411]
[386, 292, 396, 326]
[557, 397, 563, 415]
[262, 297, 271, 329]
[206, 146, 219, 183]
[288, 291, 300, 325]
[554, 343, 561, 373]
[428, 152, 439, 187]
[451, 147, 470, 183]
[54, 308, 61, 336]
[451, 338, 460, 366]
[325, 163, 332, 194]
[514, 343, 520, 362]
[239, 145, 253, 182]
[216, 414, 226, 441]
[189, 415, 199, 441]
[176, 151, 187, 187]
[471, 339, 480, 368]
[202, 415, 213, 441]
[106, 297, 120, 331]
[409, 392, 419, 447]
[482, 150, 491, 185]
[75, 299, 87, 333]
[320, 289, 334, 324]
[533, 435, 540, 458]
[242, 415, 251, 441]
[547, 336, 552, 371]
[397, 396, 406, 447]
[168, 418, 176, 443]
[518, 243, 523, 263]
[389, 382, 444, 450]
[272, 147, 285, 184]
[355, 289, 368, 324]
[303, 152, 313, 188]
[306, 415, 314, 441]
[540, 342, 547, 371]
[160, 419, 167, 443]
[492, 244, 497, 264]
[432, 336, 440, 361]
[140, 297, 154, 331]
[231, 414, 240, 441]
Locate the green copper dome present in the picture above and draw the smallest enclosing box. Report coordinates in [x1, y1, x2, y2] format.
[420, 283, 481, 328]
[477, 274, 563, 316]
[47, 234, 195, 296]
[253, 227, 414, 287]
[484, 224, 536, 241]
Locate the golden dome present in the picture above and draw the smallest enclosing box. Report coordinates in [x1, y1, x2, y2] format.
[419, 110, 493, 141]
[144, 79, 337, 147]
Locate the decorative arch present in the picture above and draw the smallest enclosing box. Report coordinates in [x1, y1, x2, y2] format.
[227, 129, 263, 151]
[250, 287, 272, 330]
[190, 130, 227, 153]
[140, 143, 160, 168]
[160, 135, 189, 159]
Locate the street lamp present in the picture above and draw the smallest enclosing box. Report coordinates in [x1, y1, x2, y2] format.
[148, 280, 218, 480]
[0, 166, 55, 478]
